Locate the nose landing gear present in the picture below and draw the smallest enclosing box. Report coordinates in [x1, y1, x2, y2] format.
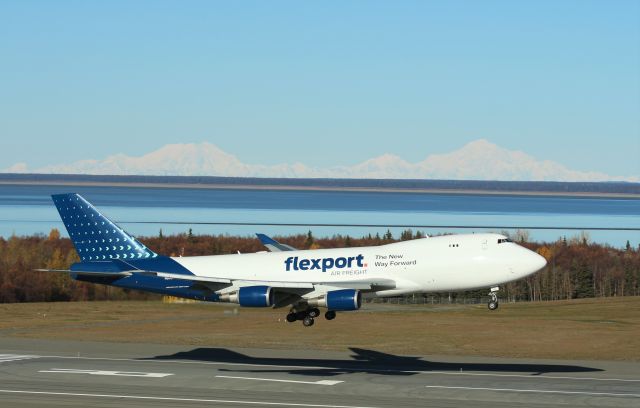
[488, 287, 499, 311]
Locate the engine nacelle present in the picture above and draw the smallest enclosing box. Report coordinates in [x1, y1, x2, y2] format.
[308, 289, 361, 311]
[219, 286, 274, 307]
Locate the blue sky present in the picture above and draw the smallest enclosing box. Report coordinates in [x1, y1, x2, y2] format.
[1, 1, 639, 177]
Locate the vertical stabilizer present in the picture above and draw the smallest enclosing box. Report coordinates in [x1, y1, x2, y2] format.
[51, 193, 157, 262]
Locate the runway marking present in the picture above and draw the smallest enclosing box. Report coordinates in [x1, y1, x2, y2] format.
[418, 371, 640, 382]
[425, 385, 640, 398]
[11, 354, 640, 383]
[0, 354, 37, 364]
[39, 354, 331, 371]
[216, 375, 343, 385]
[0, 389, 378, 408]
[39, 368, 173, 378]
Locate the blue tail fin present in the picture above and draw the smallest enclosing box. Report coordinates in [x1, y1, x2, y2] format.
[52, 193, 157, 262]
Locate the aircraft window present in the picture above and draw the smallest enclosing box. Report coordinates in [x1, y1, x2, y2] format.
[497, 238, 512, 244]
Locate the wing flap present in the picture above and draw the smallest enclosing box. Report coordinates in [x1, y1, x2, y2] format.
[233, 280, 314, 289]
[141, 271, 232, 284]
[316, 278, 397, 291]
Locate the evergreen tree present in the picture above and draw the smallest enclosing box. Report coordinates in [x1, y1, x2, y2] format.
[304, 230, 314, 249]
[573, 260, 594, 298]
[400, 229, 413, 241]
[345, 236, 352, 247]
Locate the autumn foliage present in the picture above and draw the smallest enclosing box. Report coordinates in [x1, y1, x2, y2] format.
[0, 229, 637, 303]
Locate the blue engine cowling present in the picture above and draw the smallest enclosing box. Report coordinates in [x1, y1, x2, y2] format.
[325, 289, 361, 311]
[237, 286, 274, 307]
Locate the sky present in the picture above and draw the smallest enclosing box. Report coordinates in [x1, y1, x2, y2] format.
[1, 0, 639, 177]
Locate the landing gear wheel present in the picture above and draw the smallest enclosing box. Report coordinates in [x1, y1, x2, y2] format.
[324, 310, 336, 320]
[308, 308, 321, 318]
[286, 312, 297, 323]
[302, 316, 315, 327]
[488, 290, 499, 311]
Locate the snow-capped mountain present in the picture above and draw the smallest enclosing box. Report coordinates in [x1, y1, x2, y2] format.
[4, 140, 637, 182]
[416, 139, 617, 181]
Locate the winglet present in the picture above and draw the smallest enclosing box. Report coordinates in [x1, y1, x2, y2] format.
[256, 233, 297, 252]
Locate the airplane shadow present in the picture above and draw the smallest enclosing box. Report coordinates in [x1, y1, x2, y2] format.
[148, 347, 603, 377]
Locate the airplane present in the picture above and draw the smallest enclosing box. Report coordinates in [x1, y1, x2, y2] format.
[38, 193, 547, 327]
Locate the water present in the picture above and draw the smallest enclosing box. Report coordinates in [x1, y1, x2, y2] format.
[0, 184, 638, 248]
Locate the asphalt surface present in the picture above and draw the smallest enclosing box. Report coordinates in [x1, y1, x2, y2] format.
[0, 338, 638, 407]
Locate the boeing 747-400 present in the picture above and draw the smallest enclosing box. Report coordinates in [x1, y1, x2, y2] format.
[39, 193, 547, 327]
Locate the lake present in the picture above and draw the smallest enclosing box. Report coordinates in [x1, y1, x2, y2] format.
[0, 184, 638, 248]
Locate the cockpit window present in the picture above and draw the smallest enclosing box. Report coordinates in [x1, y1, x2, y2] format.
[497, 238, 512, 244]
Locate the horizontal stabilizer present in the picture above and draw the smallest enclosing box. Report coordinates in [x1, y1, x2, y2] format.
[35, 268, 132, 277]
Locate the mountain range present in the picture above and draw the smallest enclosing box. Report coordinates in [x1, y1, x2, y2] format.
[4, 139, 637, 182]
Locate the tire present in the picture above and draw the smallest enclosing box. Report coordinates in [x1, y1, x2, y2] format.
[309, 308, 320, 318]
[325, 310, 336, 320]
[286, 313, 297, 323]
[302, 316, 315, 327]
[488, 301, 499, 311]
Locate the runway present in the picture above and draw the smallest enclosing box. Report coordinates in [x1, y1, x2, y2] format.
[0, 338, 638, 407]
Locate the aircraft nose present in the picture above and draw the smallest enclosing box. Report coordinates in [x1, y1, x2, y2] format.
[527, 250, 547, 273]
[511, 246, 547, 278]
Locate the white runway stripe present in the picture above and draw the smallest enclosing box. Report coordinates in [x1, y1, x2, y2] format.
[0, 389, 379, 408]
[425, 385, 640, 398]
[0, 354, 37, 363]
[39, 368, 173, 378]
[216, 375, 343, 385]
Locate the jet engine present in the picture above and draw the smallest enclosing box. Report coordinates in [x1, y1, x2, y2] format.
[219, 285, 274, 307]
[307, 289, 361, 311]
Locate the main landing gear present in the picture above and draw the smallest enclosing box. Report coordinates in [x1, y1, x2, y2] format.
[286, 308, 337, 327]
[488, 287, 499, 311]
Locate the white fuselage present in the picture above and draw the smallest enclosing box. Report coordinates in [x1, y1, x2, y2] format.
[173, 233, 547, 298]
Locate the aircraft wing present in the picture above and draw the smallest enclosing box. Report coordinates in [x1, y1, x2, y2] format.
[37, 267, 394, 291]
[256, 233, 297, 252]
[139, 274, 393, 292]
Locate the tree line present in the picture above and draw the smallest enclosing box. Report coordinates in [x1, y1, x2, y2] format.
[0, 229, 637, 303]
